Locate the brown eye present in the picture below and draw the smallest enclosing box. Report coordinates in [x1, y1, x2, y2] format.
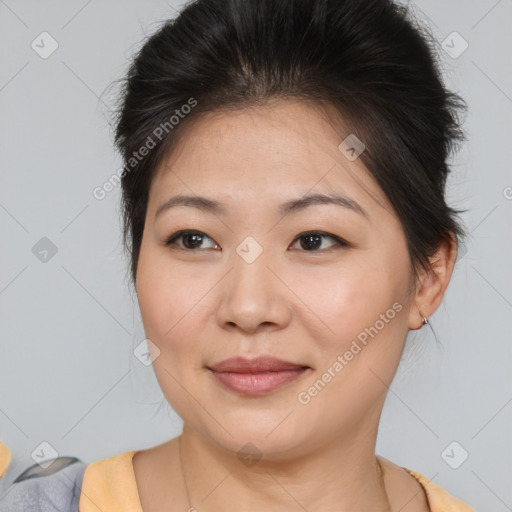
[165, 230, 219, 250]
[164, 230, 348, 252]
[290, 231, 348, 251]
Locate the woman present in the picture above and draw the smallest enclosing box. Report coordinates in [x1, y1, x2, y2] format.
[0, 0, 474, 510]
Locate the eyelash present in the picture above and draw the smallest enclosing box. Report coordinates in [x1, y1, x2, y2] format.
[164, 230, 349, 252]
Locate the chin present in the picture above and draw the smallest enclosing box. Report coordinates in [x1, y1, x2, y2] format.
[192, 409, 314, 461]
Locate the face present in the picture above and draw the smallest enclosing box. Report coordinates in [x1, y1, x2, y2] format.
[136, 100, 417, 458]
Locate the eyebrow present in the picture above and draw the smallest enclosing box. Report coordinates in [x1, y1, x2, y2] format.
[155, 192, 367, 219]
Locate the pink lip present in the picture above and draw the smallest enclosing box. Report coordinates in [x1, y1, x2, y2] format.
[208, 356, 310, 396]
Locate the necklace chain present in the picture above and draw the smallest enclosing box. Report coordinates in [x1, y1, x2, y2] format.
[179, 435, 194, 511]
[178, 435, 391, 511]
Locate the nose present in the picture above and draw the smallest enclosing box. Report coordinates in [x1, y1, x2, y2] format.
[215, 247, 292, 334]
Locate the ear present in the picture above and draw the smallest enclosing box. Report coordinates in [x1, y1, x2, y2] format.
[408, 234, 458, 330]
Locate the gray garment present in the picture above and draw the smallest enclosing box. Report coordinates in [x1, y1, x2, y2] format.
[0, 455, 86, 512]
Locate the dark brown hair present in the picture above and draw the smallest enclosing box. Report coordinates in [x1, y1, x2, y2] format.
[113, 0, 466, 286]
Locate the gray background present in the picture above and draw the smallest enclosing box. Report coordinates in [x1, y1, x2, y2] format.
[1, 0, 511, 509]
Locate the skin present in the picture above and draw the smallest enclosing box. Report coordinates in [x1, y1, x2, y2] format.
[132, 99, 457, 511]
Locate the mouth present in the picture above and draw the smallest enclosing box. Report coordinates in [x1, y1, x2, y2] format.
[207, 356, 311, 396]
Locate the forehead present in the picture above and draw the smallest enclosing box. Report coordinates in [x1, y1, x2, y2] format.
[150, 100, 393, 217]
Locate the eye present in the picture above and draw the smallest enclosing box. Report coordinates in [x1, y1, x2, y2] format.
[164, 229, 349, 252]
[290, 231, 348, 251]
[164, 230, 219, 250]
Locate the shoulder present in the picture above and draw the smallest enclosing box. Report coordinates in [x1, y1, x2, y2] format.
[378, 455, 475, 512]
[0, 442, 86, 512]
[78, 448, 142, 511]
[403, 467, 475, 512]
[1, 442, 142, 512]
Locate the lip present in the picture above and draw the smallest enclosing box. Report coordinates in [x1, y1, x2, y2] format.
[208, 356, 310, 396]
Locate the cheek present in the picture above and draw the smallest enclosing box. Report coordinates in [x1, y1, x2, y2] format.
[292, 258, 412, 412]
[293, 263, 410, 424]
[135, 248, 209, 417]
[291, 258, 407, 346]
[136, 246, 201, 353]
[136, 245, 237, 387]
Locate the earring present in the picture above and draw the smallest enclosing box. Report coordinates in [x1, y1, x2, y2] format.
[418, 307, 429, 326]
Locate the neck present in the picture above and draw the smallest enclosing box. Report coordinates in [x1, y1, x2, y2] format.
[178, 424, 390, 512]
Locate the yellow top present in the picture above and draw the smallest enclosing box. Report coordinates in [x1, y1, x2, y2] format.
[78, 450, 475, 512]
[0, 442, 474, 511]
[0, 443, 11, 479]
